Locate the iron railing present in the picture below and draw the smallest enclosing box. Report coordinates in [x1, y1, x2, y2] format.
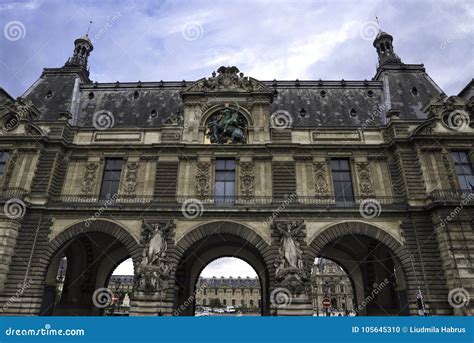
[428, 189, 474, 203]
[49, 194, 406, 208]
[0, 188, 28, 201]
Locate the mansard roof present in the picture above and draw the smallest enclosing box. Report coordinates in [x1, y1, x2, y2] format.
[19, 65, 444, 128]
[197, 277, 260, 289]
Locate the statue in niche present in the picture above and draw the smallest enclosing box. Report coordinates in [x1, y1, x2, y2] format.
[274, 221, 306, 278]
[205, 107, 247, 144]
[273, 221, 309, 296]
[135, 221, 173, 293]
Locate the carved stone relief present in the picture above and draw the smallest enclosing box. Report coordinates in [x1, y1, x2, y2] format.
[195, 162, 210, 199]
[81, 162, 99, 195]
[239, 162, 255, 199]
[356, 162, 374, 196]
[312, 162, 329, 196]
[123, 162, 140, 196]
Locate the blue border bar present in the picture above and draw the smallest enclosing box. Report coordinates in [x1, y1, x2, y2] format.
[0, 317, 472, 343]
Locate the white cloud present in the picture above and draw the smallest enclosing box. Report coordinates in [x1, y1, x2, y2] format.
[200, 257, 258, 278]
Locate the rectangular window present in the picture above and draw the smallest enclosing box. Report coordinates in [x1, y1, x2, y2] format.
[215, 159, 235, 203]
[452, 151, 474, 190]
[330, 159, 354, 202]
[0, 151, 9, 176]
[99, 158, 123, 199]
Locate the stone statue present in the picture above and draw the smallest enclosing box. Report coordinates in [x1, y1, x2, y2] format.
[206, 108, 246, 144]
[135, 221, 173, 293]
[273, 220, 309, 296]
[275, 221, 304, 272]
[147, 223, 168, 265]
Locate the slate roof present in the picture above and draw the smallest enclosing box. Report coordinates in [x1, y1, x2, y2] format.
[197, 277, 260, 289]
[18, 64, 444, 128]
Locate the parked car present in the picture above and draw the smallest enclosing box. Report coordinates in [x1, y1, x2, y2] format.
[195, 311, 211, 317]
[225, 306, 236, 313]
[214, 308, 225, 314]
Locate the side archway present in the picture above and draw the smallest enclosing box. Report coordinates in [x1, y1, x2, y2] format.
[39, 220, 141, 316]
[307, 221, 412, 316]
[172, 221, 274, 316]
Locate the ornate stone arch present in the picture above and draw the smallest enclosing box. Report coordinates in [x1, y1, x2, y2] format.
[44, 219, 142, 270]
[307, 221, 407, 262]
[199, 104, 254, 129]
[172, 220, 275, 316]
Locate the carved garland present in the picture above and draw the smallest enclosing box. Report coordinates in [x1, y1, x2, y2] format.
[81, 162, 99, 195]
[356, 162, 374, 196]
[2, 152, 17, 190]
[442, 153, 457, 189]
[239, 162, 255, 200]
[312, 162, 329, 196]
[195, 162, 211, 199]
[123, 162, 140, 196]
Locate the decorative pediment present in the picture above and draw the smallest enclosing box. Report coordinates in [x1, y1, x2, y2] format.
[0, 97, 40, 132]
[183, 66, 272, 94]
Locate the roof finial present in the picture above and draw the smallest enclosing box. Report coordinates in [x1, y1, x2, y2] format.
[86, 20, 93, 36]
[375, 15, 381, 31]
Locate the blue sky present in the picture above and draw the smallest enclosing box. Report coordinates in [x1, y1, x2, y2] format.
[1, 0, 473, 98]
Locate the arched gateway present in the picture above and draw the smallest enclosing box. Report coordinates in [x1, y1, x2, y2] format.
[307, 222, 411, 316]
[172, 221, 273, 316]
[39, 220, 140, 316]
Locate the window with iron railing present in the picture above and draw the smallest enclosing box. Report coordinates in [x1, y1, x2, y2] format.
[215, 159, 235, 204]
[330, 159, 354, 202]
[451, 151, 474, 191]
[99, 158, 123, 200]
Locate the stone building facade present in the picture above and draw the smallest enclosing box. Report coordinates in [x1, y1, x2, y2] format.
[0, 30, 472, 316]
[195, 277, 261, 310]
[311, 259, 354, 314]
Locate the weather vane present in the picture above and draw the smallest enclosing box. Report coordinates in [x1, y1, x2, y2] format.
[86, 20, 93, 36]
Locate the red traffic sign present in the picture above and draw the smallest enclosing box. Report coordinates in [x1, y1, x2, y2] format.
[322, 298, 331, 308]
[112, 294, 119, 304]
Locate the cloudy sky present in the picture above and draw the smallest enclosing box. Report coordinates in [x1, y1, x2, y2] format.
[113, 257, 258, 277]
[0, 0, 473, 98]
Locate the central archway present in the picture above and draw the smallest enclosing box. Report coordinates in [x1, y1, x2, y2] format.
[173, 221, 273, 316]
